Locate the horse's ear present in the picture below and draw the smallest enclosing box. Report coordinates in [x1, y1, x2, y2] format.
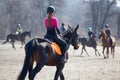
[68, 24, 71, 28]
[77, 24, 79, 27]
[76, 24, 79, 31]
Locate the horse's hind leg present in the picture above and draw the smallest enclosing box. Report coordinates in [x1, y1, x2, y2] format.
[102, 46, 106, 59]
[54, 63, 65, 80]
[111, 46, 115, 58]
[28, 60, 33, 79]
[11, 41, 16, 49]
[29, 60, 45, 80]
[2, 36, 9, 44]
[29, 49, 47, 80]
[2, 41, 8, 44]
[97, 49, 101, 56]
[113, 46, 115, 58]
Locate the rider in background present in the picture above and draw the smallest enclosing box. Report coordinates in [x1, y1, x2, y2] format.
[60, 23, 67, 34]
[105, 24, 111, 39]
[44, 6, 67, 63]
[87, 26, 95, 44]
[16, 24, 23, 34]
[104, 24, 112, 45]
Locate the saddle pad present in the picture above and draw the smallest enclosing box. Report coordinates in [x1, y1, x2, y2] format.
[51, 42, 62, 55]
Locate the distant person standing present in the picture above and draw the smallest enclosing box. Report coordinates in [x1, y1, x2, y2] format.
[16, 24, 23, 34]
[60, 23, 67, 34]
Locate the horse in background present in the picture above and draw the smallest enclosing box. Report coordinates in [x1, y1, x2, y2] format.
[98, 30, 116, 59]
[17, 25, 80, 80]
[79, 35, 101, 56]
[2, 31, 31, 49]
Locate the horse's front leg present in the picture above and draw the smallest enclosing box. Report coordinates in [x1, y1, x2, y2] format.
[94, 48, 97, 56]
[102, 46, 106, 59]
[60, 71, 65, 80]
[81, 46, 89, 56]
[83, 46, 89, 56]
[11, 41, 16, 49]
[20, 41, 24, 48]
[106, 47, 109, 58]
[80, 46, 84, 56]
[95, 48, 101, 56]
[54, 63, 65, 80]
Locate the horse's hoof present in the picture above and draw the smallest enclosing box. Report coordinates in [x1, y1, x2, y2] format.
[104, 57, 106, 59]
[98, 53, 101, 56]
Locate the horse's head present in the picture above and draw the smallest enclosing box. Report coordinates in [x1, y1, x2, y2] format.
[98, 30, 103, 39]
[21, 31, 31, 38]
[62, 24, 80, 49]
[27, 31, 31, 38]
[98, 30, 107, 39]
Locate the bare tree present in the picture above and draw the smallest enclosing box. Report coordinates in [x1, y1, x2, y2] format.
[0, 0, 65, 39]
[87, 0, 116, 34]
[117, 14, 120, 38]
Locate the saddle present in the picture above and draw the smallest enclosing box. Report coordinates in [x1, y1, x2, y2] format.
[87, 37, 96, 46]
[43, 35, 62, 55]
[50, 42, 62, 55]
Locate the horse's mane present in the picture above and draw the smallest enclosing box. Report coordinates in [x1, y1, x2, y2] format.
[21, 31, 31, 34]
[100, 30, 107, 39]
[62, 27, 74, 36]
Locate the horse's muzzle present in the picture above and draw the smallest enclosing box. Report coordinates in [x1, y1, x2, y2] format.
[74, 43, 80, 49]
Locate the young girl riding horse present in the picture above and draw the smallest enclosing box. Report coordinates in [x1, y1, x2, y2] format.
[17, 6, 80, 80]
[44, 6, 67, 63]
[87, 26, 95, 45]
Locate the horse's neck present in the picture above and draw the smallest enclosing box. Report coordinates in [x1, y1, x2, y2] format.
[22, 33, 28, 36]
[102, 33, 108, 43]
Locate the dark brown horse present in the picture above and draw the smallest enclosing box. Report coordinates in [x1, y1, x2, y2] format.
[17, 25, 80, 80]
[79, 35, 100, 56]
[98, 30, 116, 59]
[3, 31, 31, 49]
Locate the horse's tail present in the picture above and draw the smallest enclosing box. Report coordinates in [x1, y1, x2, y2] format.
[18, 39, 39, 80]
[2, 35, 10, 44]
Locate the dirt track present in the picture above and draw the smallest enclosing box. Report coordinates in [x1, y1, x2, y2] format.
[0, 42, 120, 80]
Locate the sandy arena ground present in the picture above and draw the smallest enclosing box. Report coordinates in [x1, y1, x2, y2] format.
[0, 42, 120, 80]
